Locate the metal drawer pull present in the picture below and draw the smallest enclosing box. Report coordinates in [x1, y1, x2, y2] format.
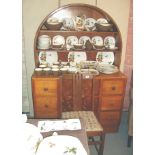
[44, 104, 48, 108]
[43, 88, 48, 91]
[111, 86, 116, 90]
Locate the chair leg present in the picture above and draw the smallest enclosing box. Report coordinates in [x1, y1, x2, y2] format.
[99, 134, 105, 155]
[88, 134, 105, 155]
[127, 135, 132, 147]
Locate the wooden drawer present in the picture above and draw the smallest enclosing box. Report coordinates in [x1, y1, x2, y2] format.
[34, 96, 60, 118]
[101, 124, 118, 133]
[33, 79, 58, 96]
[99, 111, 121, 132]
[99, 111, 121, 121]
[100, 96, 123, 110]
[101, 80, 125, 95]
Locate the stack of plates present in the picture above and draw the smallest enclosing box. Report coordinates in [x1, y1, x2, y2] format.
[37, 35, 51, 49]
[97, 64, 119, 74]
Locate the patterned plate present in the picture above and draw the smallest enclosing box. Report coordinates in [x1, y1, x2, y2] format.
[66, 36, 78, 50]
[84, 18, 96, 31]
[52, 35, 65, 45]
[104, 36, 116, 49]
[79, 36, 91, 45]
[62, 18, 75, 30]
[96, 52, 114, 64]
[92, 36, 103, 45]
[68, 52, 87, 62]
[39, 51, 58, 66]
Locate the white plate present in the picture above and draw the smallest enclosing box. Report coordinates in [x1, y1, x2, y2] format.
[104, 36, 116, 49]
[68, 52, 87, 63]
[66, 36, 78, 50]
[79, 36, 91, 45]
[39, 51, 58, 66]
[62, 18, 75, 30]
[36, 135, 87, 155]
[52, 35, 65, 45]
[92, 36, 103, 45]
[96, 52, 114, 65]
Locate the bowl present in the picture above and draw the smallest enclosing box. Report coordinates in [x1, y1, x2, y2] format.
[43, 67, 51, 71]
[35, 68, 42, 71]
[39, 64, 47, 68]
[73, 44, 83, 50]
[93, 44, 105, 50]
[52, 65, 59, 69]
[60, 68, 68, 74]
[52, 44, 63, 49]
[95, 23, 113, 31]
[44, 21, 63, 30]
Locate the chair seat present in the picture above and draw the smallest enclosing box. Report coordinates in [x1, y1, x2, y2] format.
[62, 111, 103, 133]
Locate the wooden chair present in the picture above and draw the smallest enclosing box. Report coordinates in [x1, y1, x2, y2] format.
[62, 111, 105, 155]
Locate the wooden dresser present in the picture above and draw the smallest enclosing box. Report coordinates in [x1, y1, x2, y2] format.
[31, 4, 127, 133]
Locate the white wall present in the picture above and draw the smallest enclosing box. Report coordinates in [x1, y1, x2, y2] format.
[23, 0, 130, 116]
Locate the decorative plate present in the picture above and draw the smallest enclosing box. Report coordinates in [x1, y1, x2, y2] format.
[68, 52, 87, 63]
[79, 36, 91, 45]
[92, 36, 103, 45]
[36, 135, 87, 155]
[104, 36, 116, 49]
[96, 52, 114, 65]
[62, 18, 75, 30]
[96, 18, 108, 24]
[39, 51, 58, 66]
[52, 35, 65, 45]
[84, 18, 96, 31]
[66, 36, 78, 50]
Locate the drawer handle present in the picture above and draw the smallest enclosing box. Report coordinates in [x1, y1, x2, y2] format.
[44, 104, 48, 108]
[111, 86, 116, 90]
[43, 88, 48, 91]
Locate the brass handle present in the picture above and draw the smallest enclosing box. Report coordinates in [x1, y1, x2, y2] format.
[111, 86, 116, 90]
[44, 104, 48, 108]
[43, 88, 48, 91]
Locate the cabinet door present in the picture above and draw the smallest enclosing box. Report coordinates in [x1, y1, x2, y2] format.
[32, 77, 61, 118]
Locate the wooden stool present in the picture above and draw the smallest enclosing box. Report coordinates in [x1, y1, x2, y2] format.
[62, 111, 105, 155]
